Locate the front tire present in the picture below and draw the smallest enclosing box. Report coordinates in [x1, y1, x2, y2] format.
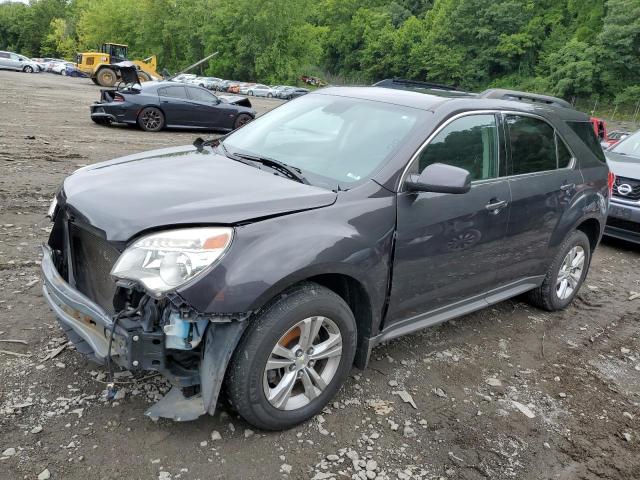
[233, 113, 253, 129]
[226, 282, 357, 430]
[527, 230, 591, 311]
[137, 107, 165, 132]
[23, 66, 34, 73]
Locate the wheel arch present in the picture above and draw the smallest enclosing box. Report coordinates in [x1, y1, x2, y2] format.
[247, 270, 376, 369]
[575, 217, 602, 252]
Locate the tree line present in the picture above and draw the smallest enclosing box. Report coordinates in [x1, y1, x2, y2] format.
[1, 0, 638, 109]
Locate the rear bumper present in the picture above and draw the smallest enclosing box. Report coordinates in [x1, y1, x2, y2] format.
[90, 103, 131, 123]
[41, 244, 114, 360]
[90, 111, 118, 123]
[605, 200, 640, 244]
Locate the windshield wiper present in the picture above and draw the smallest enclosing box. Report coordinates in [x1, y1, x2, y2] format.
[230, 151, 309, 184]
[216, 142, 254, 167]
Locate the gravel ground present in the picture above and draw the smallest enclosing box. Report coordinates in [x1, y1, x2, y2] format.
[0, 70, 639, 480]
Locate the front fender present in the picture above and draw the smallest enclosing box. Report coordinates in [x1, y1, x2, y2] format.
[177, 181, 396, 325]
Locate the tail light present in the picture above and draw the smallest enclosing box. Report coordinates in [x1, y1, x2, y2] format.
[113, 93, 125, 102]
[607, 171, 616, 196]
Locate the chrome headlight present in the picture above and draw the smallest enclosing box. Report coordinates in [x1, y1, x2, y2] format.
[110, 227, 233, 296]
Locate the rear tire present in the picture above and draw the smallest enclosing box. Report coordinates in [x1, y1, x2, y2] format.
[137, 107, 165, 132]
[226, 282, 357, 430]
[233, 113, 253, 129]
[527, 230, 591, 311]
[96, 68, 117, 87]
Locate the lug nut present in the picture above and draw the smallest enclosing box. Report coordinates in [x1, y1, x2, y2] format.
[307, 347, 314, 355]
[132, 360, 139, 367]
[288, 364, 296, 372]
[295, 349, 303, 357]
[297, 371, 304, 378]
[308, 360, 315, 367]
[132, 335, 139, 342]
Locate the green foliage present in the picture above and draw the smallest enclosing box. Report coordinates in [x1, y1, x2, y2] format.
[0, 0, 637, 103]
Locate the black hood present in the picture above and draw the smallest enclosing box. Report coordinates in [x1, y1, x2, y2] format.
[605, 151, 640, 180]
[62, 145, 336, 241]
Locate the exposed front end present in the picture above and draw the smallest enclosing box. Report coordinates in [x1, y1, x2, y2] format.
[41, 199, 236, 421]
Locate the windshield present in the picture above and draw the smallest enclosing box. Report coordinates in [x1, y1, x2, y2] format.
[611, 130, 640, 158]
[222, 93, 425, 189]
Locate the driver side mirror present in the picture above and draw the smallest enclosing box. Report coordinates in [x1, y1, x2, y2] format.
[18, 58, 23, 62]
[405, 163, 471, 194]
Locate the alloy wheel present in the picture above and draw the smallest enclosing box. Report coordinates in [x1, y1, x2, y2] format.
[263, 316, 342, 411]
[556, 245, 585, 300]
[141, 110, 161, 130]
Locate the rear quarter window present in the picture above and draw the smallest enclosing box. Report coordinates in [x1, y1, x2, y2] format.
[567, 121, 606, 162]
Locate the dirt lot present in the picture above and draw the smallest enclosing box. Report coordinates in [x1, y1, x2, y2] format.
[0, 70, 639, 480]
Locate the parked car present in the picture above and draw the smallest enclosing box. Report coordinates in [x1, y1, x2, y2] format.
[45, 60, 69, 73]
[0, 51, 39, 73]
[226, 81, 241, 94]
[61, 64, 89, 78]
[43, 85, 609, 430]
[603, 130, 630, 149]
[275, 86, 295, 99]
[238, 83, 255, 95]
[215, 79, 231, 92]
[89, 81, 254, 132]
[604, 129, 640, 243]
[247, 84, 274, 97]
[270, 85, 292, 97]
[282, 87, 309, 100]
[195, 76, 221, 90]
[172, 73, 198, 83]
[51, 61, 74, 75]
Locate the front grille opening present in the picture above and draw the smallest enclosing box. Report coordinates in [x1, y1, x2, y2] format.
[69, 223, 121, 314]
[613, 176, 640, 201]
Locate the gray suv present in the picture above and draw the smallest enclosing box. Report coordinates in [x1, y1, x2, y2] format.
[41, 84, 610, 430]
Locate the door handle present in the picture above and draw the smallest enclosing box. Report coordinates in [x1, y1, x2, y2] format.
[485, 199, 508, 213]
[560, 183, 575, 191]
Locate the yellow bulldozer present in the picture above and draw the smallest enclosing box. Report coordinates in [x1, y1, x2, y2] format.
[76, 43, 161, 86]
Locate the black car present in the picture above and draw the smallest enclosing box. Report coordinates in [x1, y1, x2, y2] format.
[90, 81, 255, 132]
[43, 85, 609, 430]
[605, 129, 640, 243]
[277, 86, 310, 100]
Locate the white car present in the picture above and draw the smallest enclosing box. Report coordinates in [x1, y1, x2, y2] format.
[0, 51, 39, 73]
[51, 61, 74, 75]
[173, 73, 198, 83]
[247, 84, 274, 97]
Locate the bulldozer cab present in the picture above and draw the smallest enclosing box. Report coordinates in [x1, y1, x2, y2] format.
[100, 43, 128, 63]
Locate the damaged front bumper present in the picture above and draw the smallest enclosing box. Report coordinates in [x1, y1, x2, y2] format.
[40, 244, 247, 421]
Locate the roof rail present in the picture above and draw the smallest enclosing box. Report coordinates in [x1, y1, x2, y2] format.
[479, 88, 573, 109]
[373, 78, 465, 93]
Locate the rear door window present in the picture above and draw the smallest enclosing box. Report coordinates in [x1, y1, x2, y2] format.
[158, 86, 187, 100]
[506, 115, 557, 174]
[568, 121, 606, 162]
[418, 114, 499, 181]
